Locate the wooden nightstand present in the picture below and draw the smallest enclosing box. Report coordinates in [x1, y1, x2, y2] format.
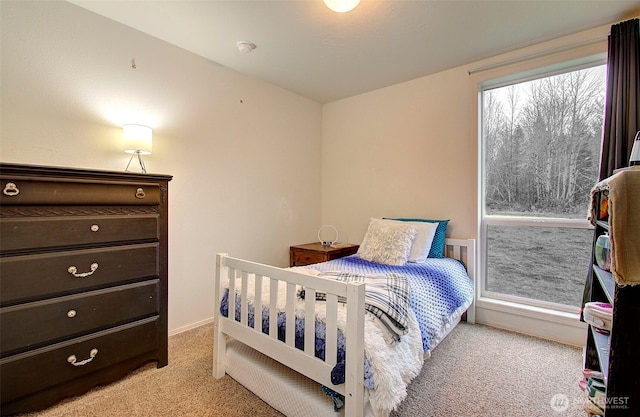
[289, 242, 359, 267]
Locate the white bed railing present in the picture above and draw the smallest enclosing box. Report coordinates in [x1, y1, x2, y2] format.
[214, 253, 366, 416]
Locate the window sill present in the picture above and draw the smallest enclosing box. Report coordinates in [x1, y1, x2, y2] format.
[475, 297, 587, 346]
[476, 296, 583, 326]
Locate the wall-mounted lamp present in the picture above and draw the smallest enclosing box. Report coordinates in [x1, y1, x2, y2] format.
[123, 124, 152, 173]
[323, 0, 360, 13]
[630, 131, 640, 166]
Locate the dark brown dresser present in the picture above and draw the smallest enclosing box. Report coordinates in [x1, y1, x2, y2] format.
[0, 163, 172, 415]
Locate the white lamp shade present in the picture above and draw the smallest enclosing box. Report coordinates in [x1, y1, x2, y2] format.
[123, 124, 152, 155]
[323, 0, 360, 13]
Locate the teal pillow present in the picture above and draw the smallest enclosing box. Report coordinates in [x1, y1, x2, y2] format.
[386, 218, 449, 258]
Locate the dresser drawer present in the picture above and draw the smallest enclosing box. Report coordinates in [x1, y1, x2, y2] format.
[1, 243, 158, 306]
[1, 281, 159, 356]
[0, 317, 159, 404]
[0, 179, 161, 206]
[0, 215, 158, 252]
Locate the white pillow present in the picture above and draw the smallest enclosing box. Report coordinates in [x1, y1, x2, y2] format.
[357, 218, 417, 266]
[402, 221, 438, 263]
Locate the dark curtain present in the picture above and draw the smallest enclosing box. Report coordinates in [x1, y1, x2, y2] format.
[599, 18, 640, 178]
[581, 18, 639, 320]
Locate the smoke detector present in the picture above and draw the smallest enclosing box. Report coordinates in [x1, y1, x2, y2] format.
[236, 41, 256, 54]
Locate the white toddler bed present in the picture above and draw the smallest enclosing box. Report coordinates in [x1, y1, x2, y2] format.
[213, 237, 475, 417]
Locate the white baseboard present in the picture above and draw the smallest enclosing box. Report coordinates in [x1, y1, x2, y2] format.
[169, 317, 214, 337]
[476, 299, 588, 347]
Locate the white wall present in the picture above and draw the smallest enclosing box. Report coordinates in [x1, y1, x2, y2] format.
[321, 66, 477, 244]
[0, 0, 323, 334]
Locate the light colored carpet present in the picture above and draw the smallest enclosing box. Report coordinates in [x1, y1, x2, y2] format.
[17, 322, 588, 417]
[391, 322, 587, 417]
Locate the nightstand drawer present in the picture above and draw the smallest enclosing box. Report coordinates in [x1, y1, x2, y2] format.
[291, 250, 327, 266]
[1, 243, 159, 306]
[0, 215, 159, 252]
[0, 317, 159, 405]
[1, 281, 159, 356]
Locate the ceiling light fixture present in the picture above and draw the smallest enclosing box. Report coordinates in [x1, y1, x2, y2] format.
[323, 0, 360, 13]
[236, 41, 256, 54]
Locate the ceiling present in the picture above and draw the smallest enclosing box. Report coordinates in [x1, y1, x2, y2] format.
[68, 0, 639, 103]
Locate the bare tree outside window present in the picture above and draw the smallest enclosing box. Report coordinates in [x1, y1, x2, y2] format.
[483, 65, 605, 308]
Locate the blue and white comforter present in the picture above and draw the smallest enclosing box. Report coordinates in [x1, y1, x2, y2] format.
[306, 255, 474, 352]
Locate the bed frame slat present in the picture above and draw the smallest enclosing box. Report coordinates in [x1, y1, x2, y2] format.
[253, 274, 263, 331]
[285, 282, 296, 347]
[228, 267, 236, 322]
[269, 278, 278, 339]
[325, 294, 338, 367]
[240, 271, 249, 326]
[304, 288, 316, 356]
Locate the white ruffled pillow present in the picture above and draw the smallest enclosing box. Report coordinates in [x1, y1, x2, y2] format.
[357, 218, 417, 266]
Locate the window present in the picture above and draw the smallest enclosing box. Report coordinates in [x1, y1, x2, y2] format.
[481, 64, 606, 312]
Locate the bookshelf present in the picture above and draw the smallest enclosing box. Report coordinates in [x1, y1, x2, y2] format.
[584, 169, 640, 416]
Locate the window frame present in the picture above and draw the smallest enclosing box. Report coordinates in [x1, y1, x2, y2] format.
[480, 216, 594, 314]
[478, 57, 606, 314]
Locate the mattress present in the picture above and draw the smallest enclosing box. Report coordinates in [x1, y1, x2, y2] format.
[225, 339, 340, 417]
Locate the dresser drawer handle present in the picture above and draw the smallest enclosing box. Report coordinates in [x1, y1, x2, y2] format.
[90, 224, 100, 232]
[135, 187, 146, 199]
[67, 348, 98, 367]
[3, 182, 19, 196]
[67, 309, 77, 318]
[67, 262, 99, 278]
